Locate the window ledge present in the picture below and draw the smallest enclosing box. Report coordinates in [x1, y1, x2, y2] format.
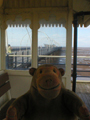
[5, 70, 66, 78]
[5, 69, 31, 76]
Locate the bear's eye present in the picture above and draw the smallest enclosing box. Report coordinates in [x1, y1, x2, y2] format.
[40, 70, 42, 74]
[53, 69, 56, 73]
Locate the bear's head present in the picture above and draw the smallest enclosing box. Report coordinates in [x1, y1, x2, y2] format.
[29, 64, 65, 100]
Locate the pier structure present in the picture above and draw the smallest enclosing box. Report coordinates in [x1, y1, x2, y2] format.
[6, 46, 64, 70]
[6, 46, 90, 81]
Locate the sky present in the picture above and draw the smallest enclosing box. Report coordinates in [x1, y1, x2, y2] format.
[6, 25, 90, 48]
[77, 25, 90, 47]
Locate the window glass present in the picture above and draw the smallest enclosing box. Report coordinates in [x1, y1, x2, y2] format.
[5, 26, 32, 70]
[72, 25, 90, 80]
[38, 26, 66, 69]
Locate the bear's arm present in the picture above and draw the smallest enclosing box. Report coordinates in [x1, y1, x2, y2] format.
[62, 89, 90, 120]
[6, 92, 31, 120]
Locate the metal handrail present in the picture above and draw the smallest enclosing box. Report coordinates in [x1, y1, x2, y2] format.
[8, 55, 32, 57]
[6, 54, 90, 58]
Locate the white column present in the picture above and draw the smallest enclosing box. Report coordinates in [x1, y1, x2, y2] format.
[0, 17, 7, 70]
[30, 13, 40, 68]
[65, 9, 72, 90]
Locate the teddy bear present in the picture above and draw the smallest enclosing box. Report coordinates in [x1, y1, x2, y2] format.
[6, 64, 90, 120]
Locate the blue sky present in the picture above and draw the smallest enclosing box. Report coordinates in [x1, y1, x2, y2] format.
[77, 25, 90, 47]
[6, 25, 90, 47]
[38, 26, 66, 47]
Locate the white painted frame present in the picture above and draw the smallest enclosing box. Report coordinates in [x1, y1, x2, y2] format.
[0, 0, 73, 89]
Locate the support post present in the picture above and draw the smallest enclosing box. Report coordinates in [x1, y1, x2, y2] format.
[65, 8, 72, 89]
[27, 51, 29, 63]
[30, 13, 40, 68]
[15, 52, 17, 68]
[72, 15, 78, 92]
[22, 51, 24, 67]
[0, 17, 7, 70]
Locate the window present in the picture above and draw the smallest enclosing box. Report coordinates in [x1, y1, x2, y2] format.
[38, 26, 66, 69]
[72, 25, 90, 80]
[5, 15, 67, 70]
[5, 26, 32, 70]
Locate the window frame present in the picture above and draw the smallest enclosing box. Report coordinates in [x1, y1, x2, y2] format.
[0, 9, 72, 89]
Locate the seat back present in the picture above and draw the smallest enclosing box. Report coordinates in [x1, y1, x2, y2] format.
[0, 72, 11, 97]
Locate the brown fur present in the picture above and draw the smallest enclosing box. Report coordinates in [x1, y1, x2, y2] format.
[6, 65, 90, 120]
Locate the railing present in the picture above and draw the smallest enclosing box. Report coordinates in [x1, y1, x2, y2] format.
[38, 55, 90, 78]
[6, 53, 90, 77]
[6, 47, 62, 69]
[6, 44, 90, 78]
[72, 56, 90, 77]
[6, 52, 32, 69]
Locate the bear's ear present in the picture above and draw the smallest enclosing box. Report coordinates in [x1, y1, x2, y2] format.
[58, 68, 65, 76]
[29, 68, 37, 76]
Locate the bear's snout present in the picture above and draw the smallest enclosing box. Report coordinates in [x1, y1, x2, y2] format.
[46, 79, 53, 86]
[46, 79, 52, 83]
[38, 75, 60, 90]
[42, 77, 54, 88]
